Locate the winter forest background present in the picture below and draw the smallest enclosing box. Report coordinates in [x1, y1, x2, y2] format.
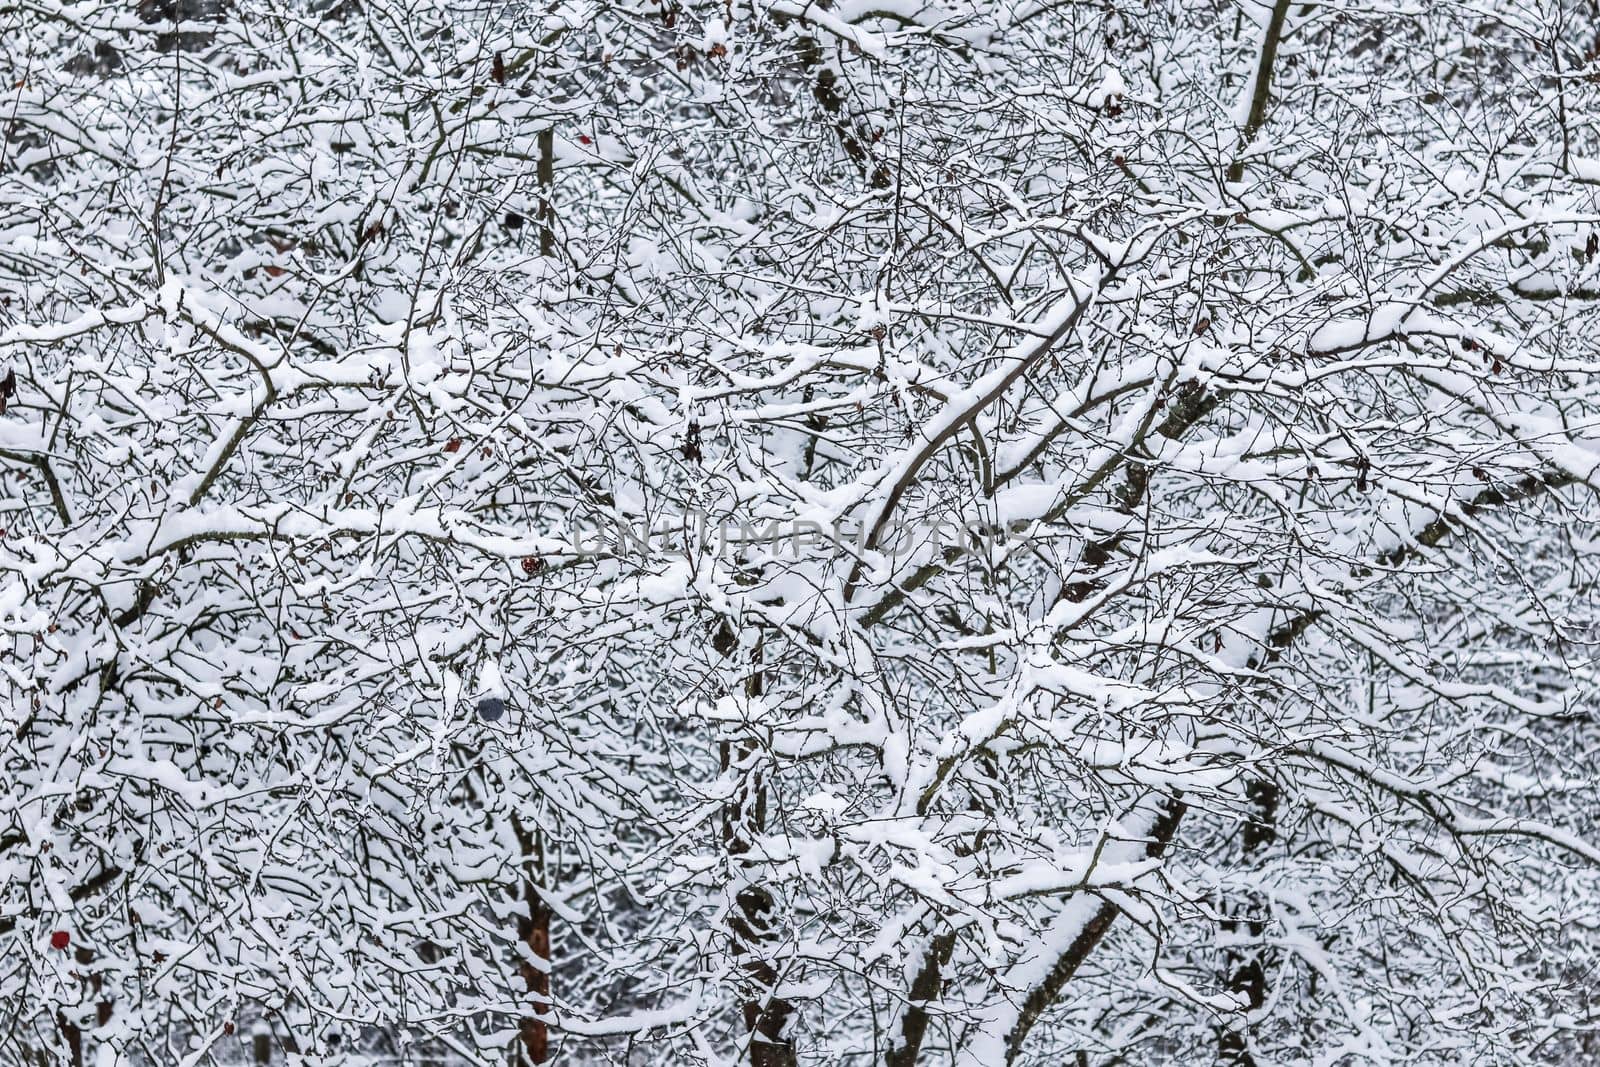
[4, 0, 1600, 1063]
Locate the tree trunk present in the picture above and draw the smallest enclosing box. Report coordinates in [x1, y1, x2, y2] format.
[517, 893, 553, 1064]
[885, 931, 955, 1067]
[53, 1011, 82, 1067]
[537, 128, 555, 258]
[724, 636, 797, 1067]
[512, 819, 554, 1065]
[1226, 0, 1293, 183]
[1218, 778, 1278, 1065]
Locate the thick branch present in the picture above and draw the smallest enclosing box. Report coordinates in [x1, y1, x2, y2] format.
[1226, 0, 1293, 184]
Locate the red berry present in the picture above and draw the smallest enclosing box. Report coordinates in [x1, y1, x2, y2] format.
[50, 930, 69, 950]
[578, 135, 592, 145]
[224, 1021, 236, 1036]
[521, 556, 542, 576]
[444, 438, 463, 453]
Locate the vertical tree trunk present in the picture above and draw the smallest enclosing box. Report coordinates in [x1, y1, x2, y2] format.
[1218, 777, 1278, 1065]
[51, 944, 106, 1067]
[518, 894, 553, 1064]
[537, 128, 555, 258]
[723, 635, 798, 1067]
[1215, 610, 1298, 1064]
[512, 818, 553, 1065]
[53, 1010, 82, 1067]
[885, 931, 955, 1067]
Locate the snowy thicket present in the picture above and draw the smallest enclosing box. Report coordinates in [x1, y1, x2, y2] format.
[4, 0, 1600, 1064]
